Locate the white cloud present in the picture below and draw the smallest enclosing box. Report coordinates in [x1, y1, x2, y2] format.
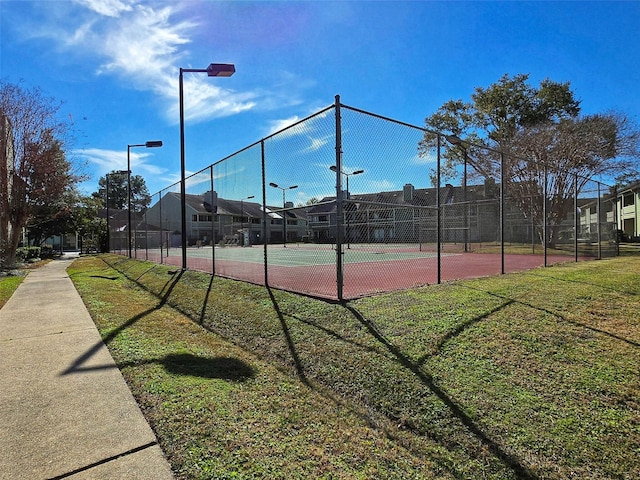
[412, 151, 437, 165]
[305, 135, 330, 152]
[55, 2, 257, 123]
[165, 75, 257, 123]
[266, 116, 304, 136]
[74, 147, 166, 177]
[369, 179, 396, 191]
[73, 0, 134, 17]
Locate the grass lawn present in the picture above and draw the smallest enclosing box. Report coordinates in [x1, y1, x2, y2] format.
[0, 260, 50, 308]
[69, 254, 639, 479]
[0, 275, 24, 308]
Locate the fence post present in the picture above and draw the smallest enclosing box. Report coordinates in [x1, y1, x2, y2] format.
[597, 182, 602, 259]
[543, 165, 548, 267]
[500, 151, 505, 274]
[210, 166, 215, 275]
[261, 140, 269, 286]
[574, 174, 579, 262]
[159, 191, 164, 264]
[614, 185, 619, 256]
[436, 134, 441, 284]
[335, 95, 344, 301]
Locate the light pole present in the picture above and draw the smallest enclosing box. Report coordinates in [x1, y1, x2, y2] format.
[180, 63, 235, 270]
[269, 183, 298, 246]
[127, 141, 162, 258]
[240, 195, 255, 246]
[330, 165, 364, 248]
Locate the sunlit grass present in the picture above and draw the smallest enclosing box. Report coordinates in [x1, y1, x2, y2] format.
[70, 254, 640, 479]
[0, 275, 23, 309]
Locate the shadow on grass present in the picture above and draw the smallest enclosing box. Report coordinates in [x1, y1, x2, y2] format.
[199, 275, 215, 325]
[122, 353, 255, 381]
[345, 303, 538, 480]
[97, 256, 537, 477]
[462, 283, 640, 349]
[61, 269, 184, 375]
[267, 287, 310, 386]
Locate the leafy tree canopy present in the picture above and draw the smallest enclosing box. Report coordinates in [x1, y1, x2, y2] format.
[419, 73, 640, 245]
[420, 73, 639, 183]
[92, 172, 151, 213]
[1, 81, 77, 266]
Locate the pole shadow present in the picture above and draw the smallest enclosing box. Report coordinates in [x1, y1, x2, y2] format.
[267, 287, 310, 386]
[345, 304, 538, 480]
[61, 270, 184, 375]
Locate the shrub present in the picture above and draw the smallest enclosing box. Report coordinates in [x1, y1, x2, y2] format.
[16, 246, 41, 261]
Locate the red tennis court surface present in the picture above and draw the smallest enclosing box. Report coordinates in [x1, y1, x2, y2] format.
[139, 248, 586, 300]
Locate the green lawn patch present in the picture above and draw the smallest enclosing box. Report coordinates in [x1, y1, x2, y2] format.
[0, 275, 23, 309]
[70, 255, 640, 479]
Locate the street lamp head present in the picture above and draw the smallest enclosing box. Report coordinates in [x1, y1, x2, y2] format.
[247, 195, 255, 200]
[269, 182, 279, 188]
[329, 165, 338, 172]
[207, 63, 236, 77]
[289, 185, 298, 190]
[352, 170, 365, 175]
[445, 134, 464, 146]
[145, 140, 163, 148]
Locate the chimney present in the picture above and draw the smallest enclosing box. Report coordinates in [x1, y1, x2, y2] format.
[403, 183, 414, 202]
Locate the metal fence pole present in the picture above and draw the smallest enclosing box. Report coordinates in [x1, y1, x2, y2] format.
[614, 185, 619, 256]
[543, 165, 548, 267]
[436, 134, 441, 284]
[106, 175, 110, 253]
[210, 166, 215, 275]
[335, 95, 344, 301]
[261, 140, 269, 286]
[159, 192, 163, 264]
[597, 182, 602, 259]
[500, 151, 505, 274]
[574, 174, 579, 262]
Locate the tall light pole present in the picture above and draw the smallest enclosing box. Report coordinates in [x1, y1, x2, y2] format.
[240, 195, 255, 246]
[269, 183, 298, 247]
[330, 165, 364, 248]
[180, 63, 235, 270]
[127, 141, 162, 258]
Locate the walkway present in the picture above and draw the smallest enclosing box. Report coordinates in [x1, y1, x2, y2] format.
[0, 257, 174, 479]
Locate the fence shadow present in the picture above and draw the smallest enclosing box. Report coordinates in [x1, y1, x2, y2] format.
[345, 304, 538, 480]
[62, 268, 183, 375]
[267, 287, 310, 386]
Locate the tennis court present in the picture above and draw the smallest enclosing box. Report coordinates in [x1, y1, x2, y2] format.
[139, 243, 580, 300]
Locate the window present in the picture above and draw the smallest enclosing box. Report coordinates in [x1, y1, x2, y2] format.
[623, 193, 635, 207]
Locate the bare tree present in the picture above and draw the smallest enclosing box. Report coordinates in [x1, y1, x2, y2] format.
[0, 81, 75, 266]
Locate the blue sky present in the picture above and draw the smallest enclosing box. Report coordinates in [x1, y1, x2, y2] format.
[2, 0, 639, 204]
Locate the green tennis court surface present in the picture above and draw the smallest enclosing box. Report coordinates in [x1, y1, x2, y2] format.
[182, 244, 455, 267]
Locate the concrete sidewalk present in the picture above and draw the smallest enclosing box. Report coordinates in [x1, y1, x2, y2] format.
[0, 258, 174, 479]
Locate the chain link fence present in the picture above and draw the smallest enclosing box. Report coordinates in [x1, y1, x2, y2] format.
[107, 96, 618, 300]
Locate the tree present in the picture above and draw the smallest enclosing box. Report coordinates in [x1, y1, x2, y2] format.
[93, 172, 151, 212]
[419, 73, 640, 245]
[27, 186, 79, 247]
[0, 81, 76, 266]
[73, 194, 107, 253]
